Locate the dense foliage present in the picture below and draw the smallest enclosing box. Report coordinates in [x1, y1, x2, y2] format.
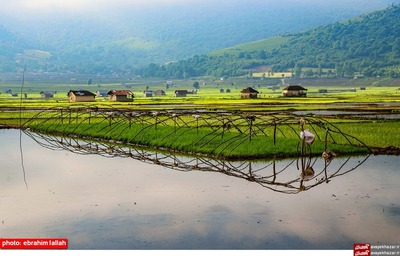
[139, 4, 400, 78]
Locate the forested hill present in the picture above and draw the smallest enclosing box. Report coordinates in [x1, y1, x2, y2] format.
[0, 0, 395, 76]
[0, 26, 29, 72]
[141, 4, 400, 78]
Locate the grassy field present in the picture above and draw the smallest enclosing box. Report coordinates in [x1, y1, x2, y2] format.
[23, 121, 370, 159]
[1, 79, 400, 108]
[209, 36, 292, 56]
[0, 107, 398, 159]
[0, 78, 399, 159]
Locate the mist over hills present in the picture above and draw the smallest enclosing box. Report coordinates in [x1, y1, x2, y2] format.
[140, 3, 400, 79]
[0, 0, 396, 76]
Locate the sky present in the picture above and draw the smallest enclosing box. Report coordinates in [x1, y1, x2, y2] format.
[1, 0, 397, 16]
[0, 0, 396, 51]
[0, 0, 360, 14]
[0, 0, 222, 23]
[1, 0, 397, 15]
[1, 0, 208, 13]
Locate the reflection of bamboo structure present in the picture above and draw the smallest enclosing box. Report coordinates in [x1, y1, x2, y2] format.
[22, 105, 370, 158]
[24, 130, 370, 194]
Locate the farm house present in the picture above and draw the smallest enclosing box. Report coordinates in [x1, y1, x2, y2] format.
[281, 85, 308, 97]
[154, 90, 166, 96]
[40, 91, 55, 98]
[143, 91, 154, 97]
[174, 90, 188, 97]
[240, 87, 259, 99]
[67, 90, 96, 102]
[96, 90, 108, 97]
[107, 90, 134, 102]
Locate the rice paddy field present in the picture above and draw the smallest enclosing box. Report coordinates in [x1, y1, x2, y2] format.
[0, 77, 399, 158]
[1, 76, 400, 106]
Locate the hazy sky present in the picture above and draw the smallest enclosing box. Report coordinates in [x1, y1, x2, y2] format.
[1, 0, 396, 15]
[1, 0, 396, 14]
[1, 0, 208, 12]
[0, 0, 396, 32]
[0, 0, 361, 14]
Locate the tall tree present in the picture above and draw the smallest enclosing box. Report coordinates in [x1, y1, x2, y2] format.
[193, 81, 200, 89]
[294, 63, 302, 78]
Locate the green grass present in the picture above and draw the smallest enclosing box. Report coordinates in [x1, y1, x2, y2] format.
[9, 107, 392, 157]
[0, 80, 399, 159]
[333, 121, 400, 148]
[209, 36, 292, 56]
[23, 49, 52, 59]
[1, 109, 398, 159]
[1, 78, 400, 110]
[25, 121, 369, 159]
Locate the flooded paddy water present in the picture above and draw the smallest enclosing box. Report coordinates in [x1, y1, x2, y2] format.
[0, 128, 399, 249]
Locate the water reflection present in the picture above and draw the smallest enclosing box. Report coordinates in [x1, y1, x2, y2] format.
[1, 129, 400, 249]
[24, 130, 369, 194]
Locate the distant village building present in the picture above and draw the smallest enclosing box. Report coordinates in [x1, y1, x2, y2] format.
[174, 90, 188, 97]
[96, 90, 108, 97]
[67, 90, 96, 102]
[108, 90, 134, 102]
[154, 90, 166, 96]
[40, 91, 55, 99]
[143, 90, 154, 97]
[240, 87, 259, 99]
[281, 85, 308, 97]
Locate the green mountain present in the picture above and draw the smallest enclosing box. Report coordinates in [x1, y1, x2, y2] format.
[0, 26, 28, 72]
[0, 0, 394, 76]
[142, 4, 400, 78]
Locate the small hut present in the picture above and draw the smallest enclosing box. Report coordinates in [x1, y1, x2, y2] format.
[40, 91, 55, 99]
[67, 90, 96, 102]
[174, 90, 188, 97]
[107, 90, 134, 102]
[143, 91, 154, 97]
[240, 87, 259, 99]
[154, 90, 166, 96]
[281, 85, 307, 97]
